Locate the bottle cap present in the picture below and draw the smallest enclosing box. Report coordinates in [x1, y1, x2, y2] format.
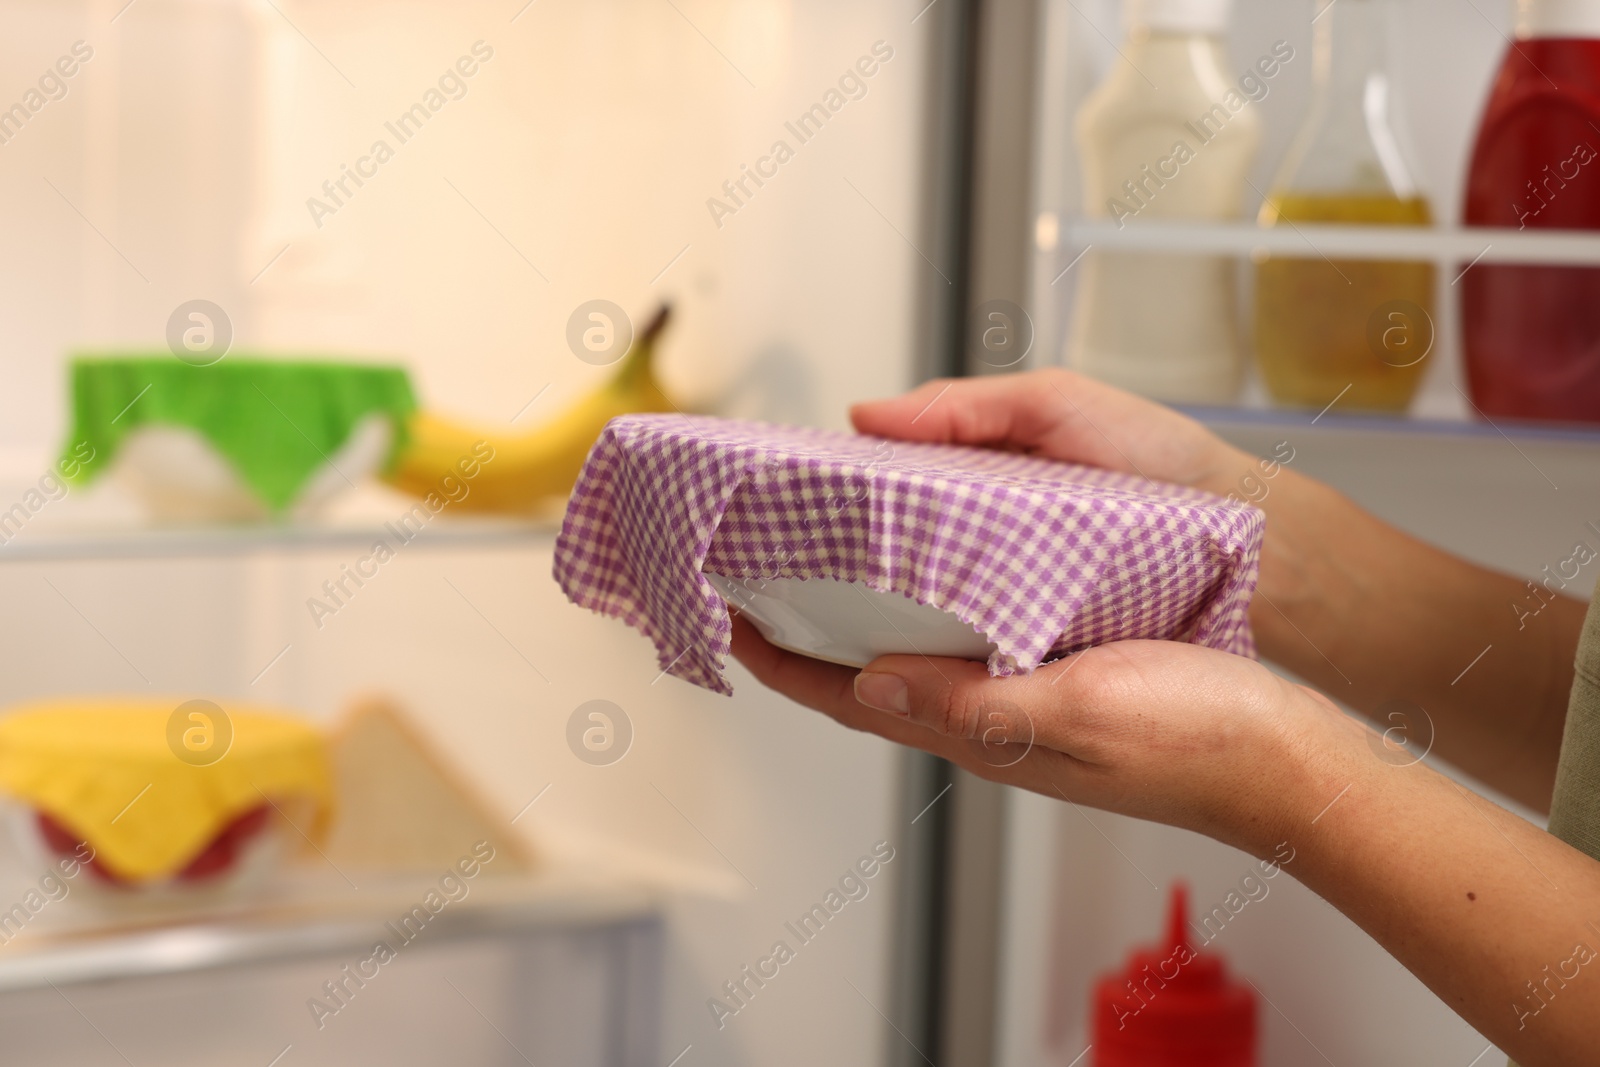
[1518, 0, 1600, 37]
[1125, 0, 1233, 34]
[1090, 883, 1258, 1066]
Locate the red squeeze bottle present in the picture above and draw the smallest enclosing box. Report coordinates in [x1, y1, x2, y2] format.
[1091, 884, 1256, 1067]
[1461, 0, 1600, 422]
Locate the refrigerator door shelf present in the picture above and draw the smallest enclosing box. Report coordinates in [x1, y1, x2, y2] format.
[704, 572, 997, 668]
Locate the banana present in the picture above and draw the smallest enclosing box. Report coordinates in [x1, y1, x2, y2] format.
[384, 304, 677, 514]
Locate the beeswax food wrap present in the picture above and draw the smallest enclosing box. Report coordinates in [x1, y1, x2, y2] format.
[555, 415, 1264, 695]
[0, 701, 331, 882]
[63, 356, 417, 513]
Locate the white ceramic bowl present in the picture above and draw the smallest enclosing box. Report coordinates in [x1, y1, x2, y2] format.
[3, 800, 288, 907]
[704, 572, 996, 668]
[113, 414, 392, 523]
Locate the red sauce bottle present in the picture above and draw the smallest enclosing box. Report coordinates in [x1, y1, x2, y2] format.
[1462, 1, 1600, 423]
[1090, 884, 1257, 1066]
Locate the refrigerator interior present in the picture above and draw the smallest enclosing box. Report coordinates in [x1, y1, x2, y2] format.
[0, 1, 943, 1064]
[996, 0, 1600, 1064]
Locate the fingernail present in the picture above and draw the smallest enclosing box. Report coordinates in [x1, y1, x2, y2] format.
[855, 671, 909, 714]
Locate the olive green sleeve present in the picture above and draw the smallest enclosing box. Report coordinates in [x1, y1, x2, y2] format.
[1547, 586, 1600, 860]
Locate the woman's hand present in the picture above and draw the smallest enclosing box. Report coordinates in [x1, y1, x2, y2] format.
[729, 616, 1361, 857]
[847, 369, 1584, 812]
[732, 368, 1363, 852]
[849, 368, 1249, 497]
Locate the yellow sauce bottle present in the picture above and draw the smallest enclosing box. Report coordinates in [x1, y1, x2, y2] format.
[1255, 194, 1434, 410]
[1253, 0, 1434, 413]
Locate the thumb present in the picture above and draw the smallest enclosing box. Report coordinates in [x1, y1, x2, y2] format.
[854, 654, 1048, 754]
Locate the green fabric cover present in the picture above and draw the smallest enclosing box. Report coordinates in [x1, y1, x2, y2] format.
[61, 356, 416, 512]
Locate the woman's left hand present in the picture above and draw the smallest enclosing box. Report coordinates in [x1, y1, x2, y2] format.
[729, 615, 1367, 858]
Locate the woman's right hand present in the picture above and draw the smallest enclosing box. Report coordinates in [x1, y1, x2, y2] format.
[849, 368, 1253, 498]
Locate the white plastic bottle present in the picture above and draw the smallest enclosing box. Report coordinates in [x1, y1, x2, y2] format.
[1067, 0, 1264, 403]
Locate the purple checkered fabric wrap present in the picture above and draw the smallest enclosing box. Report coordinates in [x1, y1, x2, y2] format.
[554, 414, 1263, 696]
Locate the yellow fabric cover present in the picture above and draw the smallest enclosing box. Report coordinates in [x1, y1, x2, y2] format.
[0, 700, 331, 882]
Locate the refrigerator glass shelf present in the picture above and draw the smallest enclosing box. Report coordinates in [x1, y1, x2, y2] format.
[0, 516, 557, 563]
[1188, 404, 1600, 446]
[1063, 220, 1600, 265]
[0, 869, 659, 992]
